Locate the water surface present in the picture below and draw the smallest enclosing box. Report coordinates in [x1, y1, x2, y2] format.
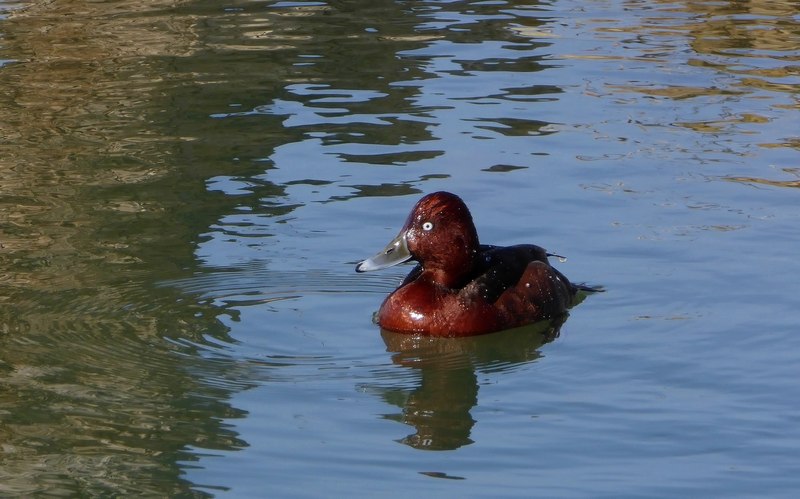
[1, 0, 799, 496]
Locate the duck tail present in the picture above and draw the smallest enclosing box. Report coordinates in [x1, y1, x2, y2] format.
[573, 283, 604, 293]
[546, 251, 604, 294]
[546, 251, 568, 263]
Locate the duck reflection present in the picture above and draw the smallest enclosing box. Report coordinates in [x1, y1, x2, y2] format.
[377, 316, 565, 450]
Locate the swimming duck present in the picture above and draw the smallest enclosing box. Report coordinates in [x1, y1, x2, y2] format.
[356, 191, 587, 337]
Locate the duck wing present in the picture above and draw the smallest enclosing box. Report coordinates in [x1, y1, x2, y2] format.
[465, 244, 556, 304]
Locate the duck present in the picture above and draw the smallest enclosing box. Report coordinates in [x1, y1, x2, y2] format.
[356, 191, 591, 337]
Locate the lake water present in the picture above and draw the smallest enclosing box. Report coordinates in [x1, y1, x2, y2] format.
[1, 0, 798, 496]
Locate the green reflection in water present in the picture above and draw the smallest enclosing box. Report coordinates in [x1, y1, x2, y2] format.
[0, 0, 257, 495]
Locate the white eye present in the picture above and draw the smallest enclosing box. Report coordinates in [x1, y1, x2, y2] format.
[422, 221, 434, 231]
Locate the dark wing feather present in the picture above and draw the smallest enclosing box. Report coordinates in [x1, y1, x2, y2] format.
[465, 244, 553, 303]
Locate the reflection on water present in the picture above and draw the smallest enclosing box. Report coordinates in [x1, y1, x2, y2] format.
[0, 0, 246, 494]
[1, 0, 798, 495]
[0, 307, 249, 495]
[568, 0, 798, 160]
[375, 318, 563, 450]
[724, 167, 800, 189]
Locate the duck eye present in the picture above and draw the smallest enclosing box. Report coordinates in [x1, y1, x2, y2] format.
[422, 222, 434, 231]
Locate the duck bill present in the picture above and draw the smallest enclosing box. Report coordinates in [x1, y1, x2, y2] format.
[355, 232, 412, 272]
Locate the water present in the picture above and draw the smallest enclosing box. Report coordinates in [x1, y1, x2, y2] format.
[1, 0, 798, 496]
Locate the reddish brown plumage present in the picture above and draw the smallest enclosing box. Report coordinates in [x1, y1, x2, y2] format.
[358, 191, 581, 337]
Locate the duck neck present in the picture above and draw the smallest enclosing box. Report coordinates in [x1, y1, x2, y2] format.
[424, 245, 479, 289]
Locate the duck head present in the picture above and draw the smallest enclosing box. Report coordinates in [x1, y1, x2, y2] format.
[356, 191, 480, 288]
